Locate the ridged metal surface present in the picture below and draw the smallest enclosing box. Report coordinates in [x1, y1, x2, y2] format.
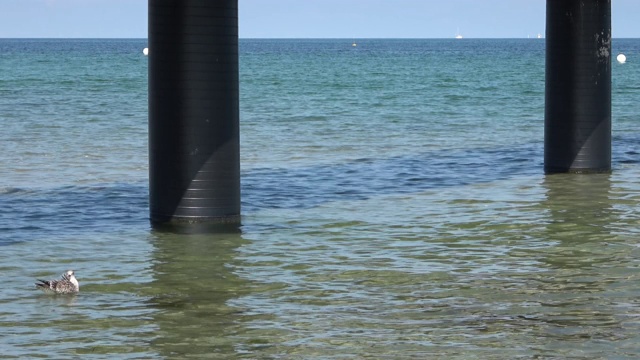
[149, 0, 240, 224]
[545, 0, 611, 173]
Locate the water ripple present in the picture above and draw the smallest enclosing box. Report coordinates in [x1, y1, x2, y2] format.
[243, 143, 543, 211]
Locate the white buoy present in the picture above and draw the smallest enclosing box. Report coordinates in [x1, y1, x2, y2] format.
[143, 47, 149, 56]
[617, 53, 626, 64]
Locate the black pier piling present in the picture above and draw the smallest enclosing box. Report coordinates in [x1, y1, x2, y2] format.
[149, 0, 240, 225]
[544, 0, 612, 173]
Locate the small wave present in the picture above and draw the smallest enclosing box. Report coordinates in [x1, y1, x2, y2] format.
[241, 143, 543, 211]
[0, 235, 29, 246]
[0, 187, 27, 195]
[0, 183, 149, 237]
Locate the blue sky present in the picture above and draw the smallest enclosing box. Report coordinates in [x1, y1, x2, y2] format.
[0, 0, 638, 38]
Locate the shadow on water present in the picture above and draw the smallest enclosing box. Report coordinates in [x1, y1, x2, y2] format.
[0, 183, 149, 243]
[3, 134, 639, 240]
[144, 230, 257, 357]
[1, 143, 542, 239]
[242, 142, 543, 211]
[242, 133, 639, 211]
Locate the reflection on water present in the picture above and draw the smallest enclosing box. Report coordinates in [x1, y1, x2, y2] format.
[3, 37, 640, 358]
[542, 173, 616, 273]
[516, 174, 623, 353]
[499, 173, 640, 356]
[146, 230, 253, 358]
[543, 173, 614, 244]
[204, 172, 640, 358]
[3, 172, 640, 358]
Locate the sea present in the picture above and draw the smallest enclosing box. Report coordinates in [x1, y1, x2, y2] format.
[1, 38, 640, 359]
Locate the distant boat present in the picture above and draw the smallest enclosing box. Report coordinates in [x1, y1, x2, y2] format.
[455, 28, 463, 39]
[352, 41, 357, 47]
[537, 33, 543, 39]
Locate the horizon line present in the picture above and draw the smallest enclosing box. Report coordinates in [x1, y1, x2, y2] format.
[2, 36, 640, 40]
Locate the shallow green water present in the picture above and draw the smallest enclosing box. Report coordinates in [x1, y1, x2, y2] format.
[1, 39, 640, 358]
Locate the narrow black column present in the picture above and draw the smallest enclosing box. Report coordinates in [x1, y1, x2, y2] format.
[545, 0, 611, 173]
[149, 0, 240, 225]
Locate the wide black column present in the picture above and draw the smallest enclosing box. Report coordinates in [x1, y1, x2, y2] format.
[149, 0, 240, 225]
[545, 0, 611, 173]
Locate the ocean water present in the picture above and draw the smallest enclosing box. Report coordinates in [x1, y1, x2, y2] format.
[1, 38, 640, 358]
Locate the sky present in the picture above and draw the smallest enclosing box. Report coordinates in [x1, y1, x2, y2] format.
[0, 0, 639, 39]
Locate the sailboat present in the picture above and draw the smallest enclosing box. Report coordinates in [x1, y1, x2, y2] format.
[455, 28, 463, 39]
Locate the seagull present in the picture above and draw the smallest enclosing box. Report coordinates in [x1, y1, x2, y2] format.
[35, 270, 79, 294]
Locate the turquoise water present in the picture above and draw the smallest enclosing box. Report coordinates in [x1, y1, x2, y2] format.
[1, 38, 640, 358]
